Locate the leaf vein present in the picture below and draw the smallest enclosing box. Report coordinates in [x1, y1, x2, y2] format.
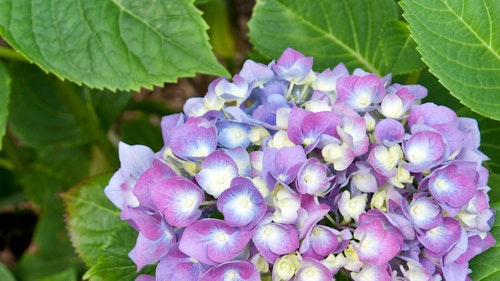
[279, 0, 378, 74]
[442, 0, 500, 62]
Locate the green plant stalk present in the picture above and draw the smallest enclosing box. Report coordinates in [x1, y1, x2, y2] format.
[0, 46, 28, 62]
[406, 70, 421, 85]
[53, 80, 119, 169]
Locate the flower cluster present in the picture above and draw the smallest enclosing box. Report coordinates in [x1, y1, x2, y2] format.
[105, 48, 495, 281]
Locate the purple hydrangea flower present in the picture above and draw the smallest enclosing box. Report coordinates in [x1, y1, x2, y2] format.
[170, 117, 217, 161]
[150, 176, 204, 227]
[156, 244, 210, 281]
[271, 48, 313, 83]
[336, 74, 386, 112]
[216, 177, 266, 229]
[104, 48, 495, 281]
[252, 215, 300, 263]
[179, 219, 253, 266]
[200, 260, 260, 281]
[195, 151, 239, 198]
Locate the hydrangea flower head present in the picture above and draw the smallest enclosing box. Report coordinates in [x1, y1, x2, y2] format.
[105, 48, 495, 281]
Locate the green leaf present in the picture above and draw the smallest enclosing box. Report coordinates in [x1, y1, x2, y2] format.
[20, 146, 91, 206]
[401, 0, 500, 120]
[469, 204, 500, 280]
[0, 61, 10, 152]
[119, 117, 163, 151]
[0, 0, 229, 91]
[62, 173, 128, 267]
[487, 174, 500, 202]
[0, 263, 16, 281]
[380, 20, 425, 75]
[15, 206, 84, 281]
[8, 63, 90, 149]
[39, 268, 77, 281]
[8, 62, 125, 168]
[88, 89, 132, 131]
[248, 0, 399, 75]
[83, 224, 154, 281]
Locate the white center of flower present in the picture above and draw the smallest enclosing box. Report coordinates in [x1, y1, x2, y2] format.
[303, 267, 321, 279]
[233, 129, 243, 139]
[239, 197, 250, 208]
[303, 171, 318, 186]
[263, 226, 274, 237]
[225, 270, 238, 280]
[311, 226, 322, 237]
[216, 232, 228, 242]
[356, 93, 371, 108]
[180, 194, 198, 212]
[184, 198, 194, 208]
[428, 226, 441, 236]
[411, 204, 422, 217]
[216, 176, 226, 184]
[194, 145, 210, 158]
[408, 148, 425, 163]
[303, 137, 314, 146]
[434, 179, 448, 190]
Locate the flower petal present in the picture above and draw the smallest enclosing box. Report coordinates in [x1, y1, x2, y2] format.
[151, 176, 204, 227]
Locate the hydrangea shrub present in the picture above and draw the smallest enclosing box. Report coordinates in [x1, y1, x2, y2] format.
[105, 48, 495, 281]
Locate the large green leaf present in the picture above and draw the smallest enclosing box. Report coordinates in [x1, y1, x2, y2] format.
[62, 173, 128, 267]
[401, 0, 500, 120]
[39, 268, 78, 281]
[83, 224, 154, 281]
[380, 20, 425, 75]
[15, 206, 84, 281]
[8, 62, 130, 153]
[0, 0, 228, 91]
[19, 146, 91, 206]
[119, 117, 163, 152]
[469, 204, 500, 280]
[8, 63, 90, 148]
[248, 0, 399, 75]
[0, 263, 16, 281]
[0, 61, 10, 152]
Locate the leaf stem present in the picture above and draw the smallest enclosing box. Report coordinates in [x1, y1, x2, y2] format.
[0, 46, 28, 62]
[53, 81, 119, 169]
[405, 70, 421, 85]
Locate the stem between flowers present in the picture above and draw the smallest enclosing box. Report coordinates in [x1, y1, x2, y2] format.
[200, 200, 218, 206]
[325, 213, 336, 225]
[285, 81, 295, 100]
[53, 81, 119, 169]
[299, 85, 310, 102]
[0, 46, 28, 62]
[405, 70, 421, 85]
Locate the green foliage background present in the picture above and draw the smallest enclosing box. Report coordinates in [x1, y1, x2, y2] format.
[0, 0, 499, 280]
